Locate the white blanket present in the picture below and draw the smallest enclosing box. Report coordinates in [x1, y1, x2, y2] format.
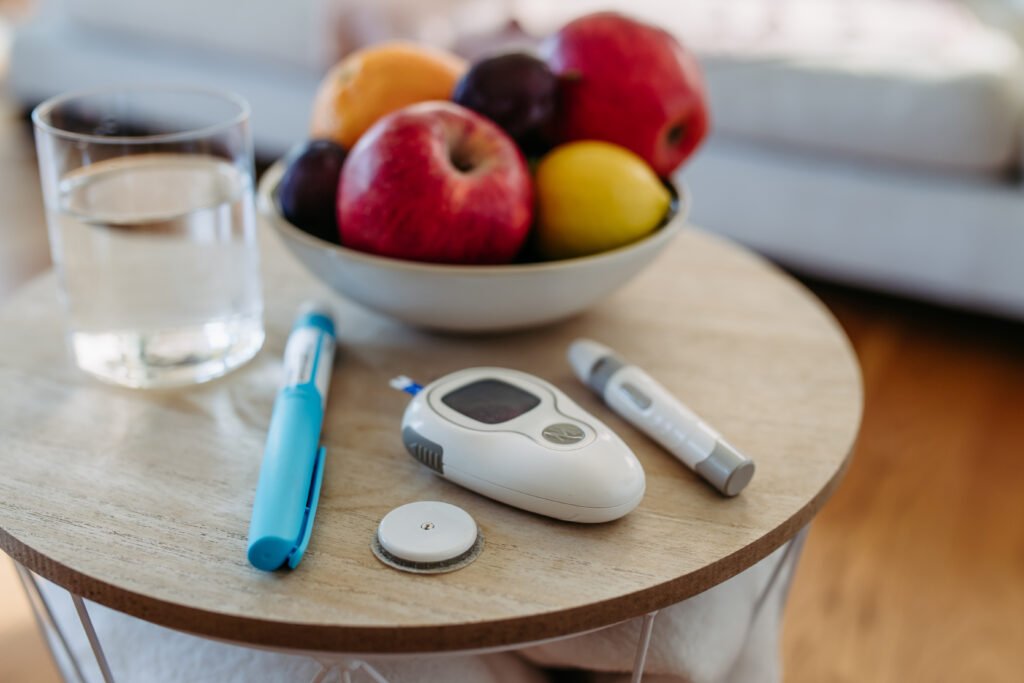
[518, 542, 796, 683]
[34, 538, 798, 683]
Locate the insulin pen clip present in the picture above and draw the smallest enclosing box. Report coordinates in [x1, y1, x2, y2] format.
[247, 303, 337, 571]
[568, 338, 755, 497]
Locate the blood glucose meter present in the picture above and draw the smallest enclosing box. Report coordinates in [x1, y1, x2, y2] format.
[399, 367, 646, 523]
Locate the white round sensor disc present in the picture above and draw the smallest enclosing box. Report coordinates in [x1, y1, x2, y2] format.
[372, 501, 482, 573]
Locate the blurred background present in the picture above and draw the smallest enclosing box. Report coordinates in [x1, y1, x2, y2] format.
[1, 1, 1022, 681]
[5, 0, 1024, 316]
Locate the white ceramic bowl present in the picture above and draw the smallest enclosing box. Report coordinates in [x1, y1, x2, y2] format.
[257, 160, 688, 332]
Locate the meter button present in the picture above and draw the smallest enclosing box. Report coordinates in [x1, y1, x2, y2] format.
[542, 423, 586, 445]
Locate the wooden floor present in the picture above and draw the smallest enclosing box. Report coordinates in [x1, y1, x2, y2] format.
[784, 283, 1024, 682]
[0, 79, 61, 683]
[0, 559, 61, 683]
[1, 91, 1022, 683]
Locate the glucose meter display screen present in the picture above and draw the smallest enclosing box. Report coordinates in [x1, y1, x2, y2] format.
[442, 379, 541, 424]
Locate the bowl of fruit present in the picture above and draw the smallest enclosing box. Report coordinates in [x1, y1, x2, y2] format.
[258, 13, 708, 333]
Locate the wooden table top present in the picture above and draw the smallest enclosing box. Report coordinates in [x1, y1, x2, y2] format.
[0, 224, 862, 654]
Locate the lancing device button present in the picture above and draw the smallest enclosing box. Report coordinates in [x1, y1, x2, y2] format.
[376, 501, 477, 565]
[620, 382, 652, 410]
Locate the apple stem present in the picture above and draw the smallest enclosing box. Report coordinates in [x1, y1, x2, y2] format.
[449, 148, 476, 173]
[667, 122, 686, 147]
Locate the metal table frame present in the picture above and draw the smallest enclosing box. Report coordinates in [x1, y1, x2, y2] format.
[11, 529, 807, 683]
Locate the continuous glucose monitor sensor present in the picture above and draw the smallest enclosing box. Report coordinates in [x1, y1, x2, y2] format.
[397, 367, 646, 523]
[372, 501, 483, 574]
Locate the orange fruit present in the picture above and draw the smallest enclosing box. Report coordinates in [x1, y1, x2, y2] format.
[310, 42, 467, 149]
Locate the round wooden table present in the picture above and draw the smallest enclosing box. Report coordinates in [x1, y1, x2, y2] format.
[0, 224, 862, 661]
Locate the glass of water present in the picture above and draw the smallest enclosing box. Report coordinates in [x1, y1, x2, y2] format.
[33, 86, 264, 388]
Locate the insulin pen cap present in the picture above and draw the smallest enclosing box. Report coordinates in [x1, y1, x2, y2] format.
[294, 301, 336, 336]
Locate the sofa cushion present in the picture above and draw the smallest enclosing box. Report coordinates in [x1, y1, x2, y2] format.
[679, 136, 1024, 319]
[516, 0, 1024, 172]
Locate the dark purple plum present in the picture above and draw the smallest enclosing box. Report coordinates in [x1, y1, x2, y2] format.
[452, 52, 558, 152]
[277, 139, 347, 243]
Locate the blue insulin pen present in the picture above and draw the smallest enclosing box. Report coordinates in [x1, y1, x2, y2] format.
[247, 303, 336, 571]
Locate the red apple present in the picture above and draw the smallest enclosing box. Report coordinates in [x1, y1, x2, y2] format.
[542, 12, 709, 177]
[337, 102, 533, 264]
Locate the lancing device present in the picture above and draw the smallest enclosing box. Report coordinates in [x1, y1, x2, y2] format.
[568, 339, 755, 496]
[247, 303, 336, 571]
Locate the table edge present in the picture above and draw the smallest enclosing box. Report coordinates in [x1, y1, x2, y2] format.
[0, 427, 859, 653]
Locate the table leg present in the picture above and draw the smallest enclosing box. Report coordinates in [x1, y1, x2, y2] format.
[70, 594, 117, 683]
[752, 526, 808, 623]
[310, 661, 335, 683]
[309, 657, 391, 683]
[350, 661, 389, 683]
[629, 610, 659, 683]
[630, 530, 807, 683]
[779, 526, 809, 606]
[13, 562, 88, 683]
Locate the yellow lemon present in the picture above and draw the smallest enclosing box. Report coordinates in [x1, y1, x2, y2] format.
[535, 141, 671, 260]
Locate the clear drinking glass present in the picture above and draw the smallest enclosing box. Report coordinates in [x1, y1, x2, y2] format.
[33, 86, 264, 388]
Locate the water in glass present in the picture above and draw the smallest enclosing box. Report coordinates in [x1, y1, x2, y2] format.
[50, 153, 264, 387]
